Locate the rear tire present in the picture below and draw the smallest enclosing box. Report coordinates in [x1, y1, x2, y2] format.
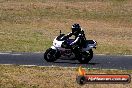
[44, 48, 58, 62]
[77, 49, 93, 64]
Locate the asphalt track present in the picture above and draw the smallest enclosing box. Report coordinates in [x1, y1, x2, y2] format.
[0, 52, 132, 70]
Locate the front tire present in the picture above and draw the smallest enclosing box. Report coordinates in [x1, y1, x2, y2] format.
[44, 48, 58, 62]
[77, 49, 93, 64]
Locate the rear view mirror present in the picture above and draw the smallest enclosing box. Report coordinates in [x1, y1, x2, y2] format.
[60, 30, 62, 35]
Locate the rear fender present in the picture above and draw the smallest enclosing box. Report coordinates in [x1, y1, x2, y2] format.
[83, 40, 97, 50]
[82, 47, 92, 51]
[83, 44, 96, 51]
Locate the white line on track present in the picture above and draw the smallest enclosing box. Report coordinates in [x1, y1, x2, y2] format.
[0, 52, 132, 56]
[0, 53, 10, 55]
[0, 53, 23, 56]
[96, 54, 106, 56]
[0, 64, 122, 71]
[11, 54, 22, 56]
[96, 54, 132, 56]
[123, 55, 132, 57]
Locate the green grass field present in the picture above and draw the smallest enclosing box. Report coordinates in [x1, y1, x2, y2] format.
[0, 0, 132, 54]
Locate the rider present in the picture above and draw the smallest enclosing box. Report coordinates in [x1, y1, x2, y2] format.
[65, 23, 86, 55]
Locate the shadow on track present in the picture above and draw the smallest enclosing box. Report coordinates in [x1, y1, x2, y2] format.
[53, 57, 100, 66]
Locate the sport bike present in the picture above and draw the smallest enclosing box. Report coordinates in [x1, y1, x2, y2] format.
[44, 30, 97, 64]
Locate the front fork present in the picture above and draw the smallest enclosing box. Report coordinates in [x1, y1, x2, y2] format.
[51, 46, 61, 58]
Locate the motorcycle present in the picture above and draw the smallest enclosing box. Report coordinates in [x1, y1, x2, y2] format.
[44, 30, 97, 64]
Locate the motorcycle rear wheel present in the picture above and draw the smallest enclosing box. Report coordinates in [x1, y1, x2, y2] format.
[77, 49, 93, 64]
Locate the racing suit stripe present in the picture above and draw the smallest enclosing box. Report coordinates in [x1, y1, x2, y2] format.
[70, 36, 80, 45]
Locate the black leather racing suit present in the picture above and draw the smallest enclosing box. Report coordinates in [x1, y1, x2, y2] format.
[65, 29, 86, 55]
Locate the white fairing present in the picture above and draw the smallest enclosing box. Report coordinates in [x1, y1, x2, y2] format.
[51, 37, 64, 50]
[51, 37, 97, 51]
[51, 46, 56, 50]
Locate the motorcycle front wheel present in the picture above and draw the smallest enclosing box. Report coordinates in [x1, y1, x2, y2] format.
[44, 48, 59, 62]
[77, 49, 93, 64]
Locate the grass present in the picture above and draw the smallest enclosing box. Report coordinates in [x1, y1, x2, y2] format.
[0, 1, 131, 87]
[0, 65, 131, 88]
[0, 0, 132, 54]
